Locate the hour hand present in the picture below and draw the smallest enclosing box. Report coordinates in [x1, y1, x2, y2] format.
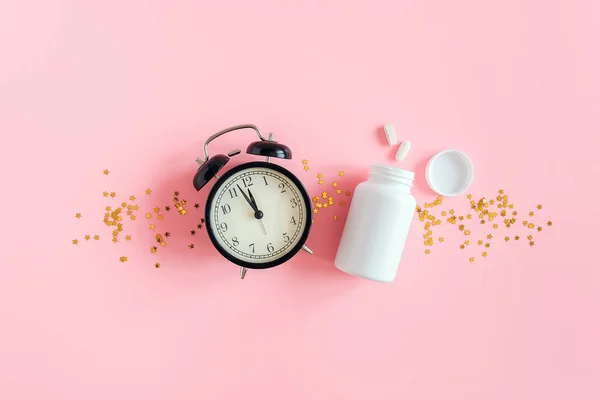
[237, 184, 257, 212]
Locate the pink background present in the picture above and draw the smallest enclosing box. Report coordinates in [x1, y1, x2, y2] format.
[1, 1, 599, 399]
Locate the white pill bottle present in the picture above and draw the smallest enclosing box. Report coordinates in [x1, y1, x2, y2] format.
[335, 164, 416, 282]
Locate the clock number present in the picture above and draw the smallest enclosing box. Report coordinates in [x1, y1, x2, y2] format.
[249, 243, 255, 253]
[242, 176, 253, 187]
[220, 222, 228, 232]
[283, 233, 290, 243]
[290, 216, 297, 225]
[221, 204, 231, 214]
[278, 182, 286, 193]
[290, 198, 298, 208]
[263, 176, 268, 186]
[232, 237, 239, 246]
[228, 188, 238, 199]
[267, 243, 274, 252]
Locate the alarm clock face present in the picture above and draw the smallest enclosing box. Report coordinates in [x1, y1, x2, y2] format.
[205, 161, 311, 269]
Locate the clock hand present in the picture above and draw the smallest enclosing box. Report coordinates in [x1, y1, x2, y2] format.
[237, 184, 258, 213]
[248, 188, 267, 235]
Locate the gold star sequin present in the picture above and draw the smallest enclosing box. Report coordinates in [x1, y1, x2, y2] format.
[153, 207, 160, 213]
[469, 257, 475, 263]
[547, 221, 553, 226]
[467, 194, 473, 199]
[93, 235, 100, 241]
[514, 236, 520, 241]
[174, 191, 179, 197]
[125, 235, 131, 241]
[157, 214, 163, 220]
[149, 224, 155, 230]
[84, 234, 91, 241]
[339, 171, 345, 177]
[529, 241, 535, 247]
[459, 244, 465, 250]
[528, 211, 535, 217]
[493, 224, 498, 229]
[333, 215, 339, 221]
[441, 211, 447, 216]
[146, 213, 152, 219]
[75, 213, 82, 219]
[72, 239, 79, 245]
[110, 192, 116, 198]
[504, 236, 510, 242]
[303, 165, 309, 171]
[128, 195, 135, 201]
[321, 191, 328, 198]
[318, 180, 324, 185]
[528, 223, 535, 229]
[190, 230, 196, 235]
[537, 204, 542, 210]
[464, 240, 470, 246]
[449, 209, 455, 215]
[485, 243, 490, 248]
[332, 182, 338, 187]
[130, 215, 136, 221]
[480, 220, 486, 224]
[103, 191, 109, 197]
[323, 203, 329, 208]
[523, 220, 529, 226]
[336, 189, 342, 195]
[438, 237, 444, 243]
[464, 230, 471, 235]
[145, 189, 151, 195]
[103, 169, 109, 175]
[512, 211, 517, 216]
[458, 224, 465, 231]
[301, 159, 308, 165]
[328, 197, 334, 205]
[119, 256, 127, 262]
[155, 262, 160, 268]
[527, 235, 533, 240]
[487, 234, 493, 239]
[188, 243, 195, 249]
[112, 238, 118, 243]
[165, 232, 171, 237]
[121, 202, 127, 208]
[537, 226, 543, 232]
[498, 189, 504, 195]
[459, 216, 465, 221]
[482, 252, 488, 258]
[313, 208, 318, 214]
[150, 246, 157, 254]
[477, 240, 483, 245]
[165, 206, 170, 212]
[424, 249, 430, 255]
[317, 173, 323, 179]
[316, 203, 323, 209]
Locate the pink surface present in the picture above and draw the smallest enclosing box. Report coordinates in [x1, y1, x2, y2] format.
[1, 1, 599, 399]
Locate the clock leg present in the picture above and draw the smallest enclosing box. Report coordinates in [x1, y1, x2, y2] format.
[240, 267, 248, 279]
[302, 244, 313, 255]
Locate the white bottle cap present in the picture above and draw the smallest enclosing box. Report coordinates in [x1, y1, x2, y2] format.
[425, 149, 474, 196]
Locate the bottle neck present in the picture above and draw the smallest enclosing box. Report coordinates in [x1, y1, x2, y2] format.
[368, 164, 414, 193]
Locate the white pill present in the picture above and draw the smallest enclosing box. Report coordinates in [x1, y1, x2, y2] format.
[395, 141, 411, 161]
[383, 124, 398, 146]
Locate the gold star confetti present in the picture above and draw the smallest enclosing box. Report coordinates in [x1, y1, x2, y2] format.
[110, 192, 116, 198]
[301, 159, 308, 165]
[467, 194, 473, 199]
[72, 239, 79, 245]
[318, 180, 324, 185]
[514, 236, 520, 241]
[528, 223, 535, 229]
[197, 224, 202, 229]
[469, 257, 475, 263]
[333, 215, 339, 221]
[498, 189, 504, 195]
[303, 164, 309, 171]
[321, 191, 328, 198]
[312, 196, 319, 203]
[464, 230, 471, 235]
[188, 243, 195, 249]
[316, 203, 323, 209]
[120, 202, 127, 208]
[119, 256, 127, 262]
[130, 215, 136, 221]
[537, 226, 543, 232]
[529, 241, 535, 247]
[165, 232, 171, 237]
[441, 211, 447, 216]
[537, 204, 542, 210]
[480, 220, 485, 225]
[164, 206, 170, 212]
[504, 236, 510, 242]
[332, 182, 338, 187]
[155, 262, 160, 268]
[512, 211, 518, 216]
[438, 237, 444, 243]
[523, 220, 529, 226]
[527, 235, 533, 240]
[145, 189, 151, 195]
[323, 203, 329, 208]
[345, 190, 351, 196]
[174, 191, 180, 197]
[477, 240, 483, 245]
[449, 209, 455, 215]
[149, 224, 155, 230]
[464, 240, 470, 245]
[93, 235, 100, 241]
[125, 235, 131, 241]
[313, 208, 318, 214]
[112, 238, 118, 243]
[102, 191, 109, 197]
[482, 252, 488, 258]
[150, 246, 157, 254]
[529, 211, 535, 217]
[424, 249, 430, 255]
[317, 173, 323, 179]
[547, 221, 553, 226]
[145, 213, 152, 219]
[75, 213, 82, 219]
[191, 230, 196, 235]
[339, 171, 345, 177]
[459, 216, 465, 221]
[157, 214, 163, 220]
[459, 244, 465, 249]
[487, 234, 493, 239]
[103, 169, 109, 175]
[458, 224, 465, 231]
[339, 200, 345, 206]
[485, 243, 491, 248]
[84, 234, 90, 241]
[493, 224, 498, 229]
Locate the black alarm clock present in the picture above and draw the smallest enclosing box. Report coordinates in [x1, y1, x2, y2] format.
[193, 124, 312, 279]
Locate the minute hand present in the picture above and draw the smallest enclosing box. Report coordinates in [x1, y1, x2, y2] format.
[236, 184, 258, 212]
